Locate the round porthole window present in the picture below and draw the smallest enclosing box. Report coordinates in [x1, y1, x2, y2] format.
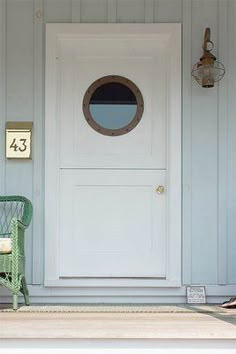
[82, 75, 144, 136]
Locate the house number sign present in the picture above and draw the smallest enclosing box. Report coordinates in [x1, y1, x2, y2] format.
[6, 122, 33, 159]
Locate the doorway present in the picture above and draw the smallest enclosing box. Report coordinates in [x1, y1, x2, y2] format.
[45, 24, 181, 288]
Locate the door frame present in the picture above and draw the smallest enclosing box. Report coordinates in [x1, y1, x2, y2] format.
[45, 23, 181, 288]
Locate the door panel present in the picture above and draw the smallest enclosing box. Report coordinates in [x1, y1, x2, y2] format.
[58, 37, 167, 169]
[59, 169, 166, 277]
[58, 33, 168, 278]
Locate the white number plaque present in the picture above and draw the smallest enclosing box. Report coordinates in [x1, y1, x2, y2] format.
[6, 122, 32, 159]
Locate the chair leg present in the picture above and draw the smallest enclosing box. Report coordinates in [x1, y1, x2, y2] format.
[21, 276, 30, 306]
[13, 294, 18, 311]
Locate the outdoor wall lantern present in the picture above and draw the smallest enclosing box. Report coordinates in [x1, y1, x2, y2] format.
[191, 27, 225, 88]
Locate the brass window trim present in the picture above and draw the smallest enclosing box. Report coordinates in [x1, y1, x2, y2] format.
[82, 75, 144, 136]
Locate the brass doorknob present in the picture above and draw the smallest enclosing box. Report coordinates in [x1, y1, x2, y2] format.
[156, 186, 165, 194]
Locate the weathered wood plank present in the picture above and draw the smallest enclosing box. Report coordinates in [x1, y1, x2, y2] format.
[1, 312, 236, 339]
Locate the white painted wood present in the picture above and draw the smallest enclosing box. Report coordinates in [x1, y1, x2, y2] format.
[60, 169, 166, 277]
[32, 0, 44, 284]
[45, 26, 61, 284]
[182, 0, 192, 285]
[58, 31, 167, 169]
[44, 278, 181, 288]
[166, 24, 181, 285]
[45, 23, 181, 287]
[1, 339, 236, 351]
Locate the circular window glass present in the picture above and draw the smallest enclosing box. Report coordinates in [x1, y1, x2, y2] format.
[82, 75, 144, 136]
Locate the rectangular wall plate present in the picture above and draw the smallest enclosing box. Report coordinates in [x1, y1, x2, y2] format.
[186, 286, 206, 304]
[6, 122, 33, 159]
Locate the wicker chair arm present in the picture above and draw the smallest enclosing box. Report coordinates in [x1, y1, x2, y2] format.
[0, 195, 33, 227]
[10, 218, 26, 257]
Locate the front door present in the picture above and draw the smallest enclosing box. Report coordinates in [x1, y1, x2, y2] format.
[45, 24, 181, 287]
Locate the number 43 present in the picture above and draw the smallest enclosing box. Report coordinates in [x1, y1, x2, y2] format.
[10, 138, 27, 152]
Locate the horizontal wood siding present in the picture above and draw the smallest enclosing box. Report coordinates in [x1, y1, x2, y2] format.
[0, 0, 234, 293]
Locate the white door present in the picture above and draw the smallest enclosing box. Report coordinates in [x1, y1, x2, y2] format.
[45, 24, 181, 287]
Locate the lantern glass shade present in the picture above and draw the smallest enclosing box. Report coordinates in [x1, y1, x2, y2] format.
[192, 60, 225, 88]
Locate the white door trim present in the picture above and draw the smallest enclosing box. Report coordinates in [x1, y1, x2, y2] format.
[45, 24, 181, 287]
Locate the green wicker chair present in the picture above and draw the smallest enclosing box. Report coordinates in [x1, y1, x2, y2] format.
[0, 196, 33, 310]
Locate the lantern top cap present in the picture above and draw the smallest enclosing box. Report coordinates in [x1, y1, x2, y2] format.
[200, 27, 216, 61]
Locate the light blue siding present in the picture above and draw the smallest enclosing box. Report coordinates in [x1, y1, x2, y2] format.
[5, 0, 34, 282]
[0, 0, 235, 293]
[117, 0, 145, 23]
[227, 0, 236, 285]
[44, 0, 71, 23]
[80, 0, 108, 23]
[190, 0, 219, 284]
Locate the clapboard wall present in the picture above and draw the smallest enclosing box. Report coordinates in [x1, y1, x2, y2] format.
[0, 0, 235, 301]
